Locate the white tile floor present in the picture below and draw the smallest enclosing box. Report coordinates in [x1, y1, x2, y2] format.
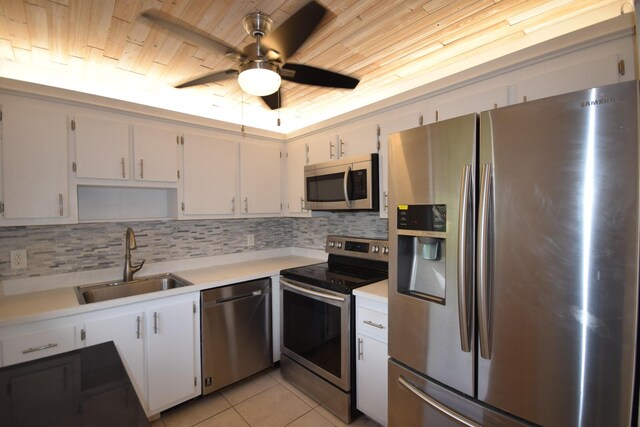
[151, 368, 382, 427]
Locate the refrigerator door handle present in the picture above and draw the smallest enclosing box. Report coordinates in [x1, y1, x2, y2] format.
[398, 376, 482, 427]
[457, 164, 473, 352]
[477, 163, 493, 359]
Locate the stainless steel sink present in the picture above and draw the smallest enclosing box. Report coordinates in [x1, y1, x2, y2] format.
[75, 273, 193, 304]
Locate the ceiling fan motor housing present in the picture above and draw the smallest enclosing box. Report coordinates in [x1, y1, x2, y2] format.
[243, 12, 273, 38]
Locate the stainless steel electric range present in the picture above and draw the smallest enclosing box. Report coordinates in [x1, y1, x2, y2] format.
[279, 235, 389, 423]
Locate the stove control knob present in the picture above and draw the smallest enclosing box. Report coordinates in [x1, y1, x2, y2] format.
[336, 242, 343, 249]
[383, 246, 389, 254]
[372, 246, 379, 253]
[329, 241, 335, 248]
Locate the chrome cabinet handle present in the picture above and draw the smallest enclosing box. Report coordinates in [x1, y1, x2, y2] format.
[121, 157, 126, 178]
[136, 315, 141, 339]
[329, 140, 335, 159]
[477, 163, 493, 359]
[153, 312, 159, 334]
[300, 197, 305, 211]
[58, 193, 63, 216]
[384, 191, 388, 211]
[339, 138, 345, 157]
[244, 197, 248, 213]
[139, 159, 144, 179]
[457, 164, 473, 353]
[231, 197, 236, 213]
[22, 343, 58, 354]
[343, 166, 352, 207]
[398, 377, 481, 427]
[358, 338, 363, 360]
[363, 319, 385, 329]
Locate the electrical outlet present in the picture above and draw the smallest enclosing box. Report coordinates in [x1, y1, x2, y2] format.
[10, 249, 27, 270]
[246, 234, 255, 247]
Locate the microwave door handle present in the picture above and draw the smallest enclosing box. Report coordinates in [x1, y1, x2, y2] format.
[343, 166, 352, 207]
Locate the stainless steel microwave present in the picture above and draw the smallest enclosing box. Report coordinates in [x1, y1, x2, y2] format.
[304, 153, 379, 211]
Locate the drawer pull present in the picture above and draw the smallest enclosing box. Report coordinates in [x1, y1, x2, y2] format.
[363, 320, 385, 329]
[22, 343, 58, 354]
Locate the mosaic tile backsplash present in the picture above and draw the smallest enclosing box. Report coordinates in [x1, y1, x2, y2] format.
[0, 213, 388, 280]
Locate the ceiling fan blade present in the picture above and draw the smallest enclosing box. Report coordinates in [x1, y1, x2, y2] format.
[176, 70, 238, 88]
[282, 64, 359, 89]
[261, 90, 282, 110]
[141, 10, 244, 62]
[262, 1, 326, 62]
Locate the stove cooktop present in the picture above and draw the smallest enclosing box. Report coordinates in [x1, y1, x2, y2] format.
[280, 261, 388, 294]
[281, 236, 389, 294]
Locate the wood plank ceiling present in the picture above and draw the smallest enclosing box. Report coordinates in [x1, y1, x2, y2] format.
[0, 0, 631, 132]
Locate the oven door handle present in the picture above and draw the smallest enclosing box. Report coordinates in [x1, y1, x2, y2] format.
[280, 279, 346, 302]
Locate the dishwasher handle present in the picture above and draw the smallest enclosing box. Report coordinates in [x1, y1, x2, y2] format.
[215, 290, 265, 304]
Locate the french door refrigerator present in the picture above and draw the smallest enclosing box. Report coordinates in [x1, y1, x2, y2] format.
[387, 81, 639, 427]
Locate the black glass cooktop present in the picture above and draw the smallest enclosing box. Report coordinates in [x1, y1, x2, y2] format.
[281, 255, 388, 294]
[0, 341, 148, 427]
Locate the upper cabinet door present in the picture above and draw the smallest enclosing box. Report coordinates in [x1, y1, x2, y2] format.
[74, 115, 130, 180]
[337, 120, 378, 158]
[133, 124, 178, 183]
[240, 141, 282, 214]
[307, 132, 338, 165]
[182, 133, 238, 215]
[1, 103, 70, 219]
[286, 141, 308, 214]
[426, 86, 508, 124]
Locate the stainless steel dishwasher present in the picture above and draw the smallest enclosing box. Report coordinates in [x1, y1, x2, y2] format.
[201, 277, 272, 394]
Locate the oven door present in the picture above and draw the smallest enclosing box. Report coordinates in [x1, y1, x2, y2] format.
[280, 278, 351, 391]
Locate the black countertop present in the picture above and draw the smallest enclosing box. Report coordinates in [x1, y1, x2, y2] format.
[0, 341, 149, 427]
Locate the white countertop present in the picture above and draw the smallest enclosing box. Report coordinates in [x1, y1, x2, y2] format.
[353, 279, 388, 303]
[0, 253, 323, 328]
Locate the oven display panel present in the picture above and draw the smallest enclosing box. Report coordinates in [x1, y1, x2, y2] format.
[344, 241, 369, 253]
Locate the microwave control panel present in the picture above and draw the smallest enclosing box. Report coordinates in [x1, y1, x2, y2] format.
[325, 235, 389, 261]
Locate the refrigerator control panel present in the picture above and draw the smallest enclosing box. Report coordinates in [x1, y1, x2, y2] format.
[397, 204, 447, 231]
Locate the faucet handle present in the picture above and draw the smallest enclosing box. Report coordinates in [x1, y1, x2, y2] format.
[132, 259, 146, 273]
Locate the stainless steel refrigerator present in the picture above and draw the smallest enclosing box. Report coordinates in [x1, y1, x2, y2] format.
[387, 81, 639, 427]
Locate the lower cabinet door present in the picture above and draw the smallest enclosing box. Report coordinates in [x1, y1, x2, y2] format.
[146, 296, 199, 413]
[84, 310, 146, 408]
[356, 333, 388, 426]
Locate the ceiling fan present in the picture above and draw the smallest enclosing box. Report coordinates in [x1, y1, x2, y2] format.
[141, 1, 359, 110]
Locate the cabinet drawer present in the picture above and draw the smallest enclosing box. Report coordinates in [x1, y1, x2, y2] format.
[2, 326, 76, 366]
[356, 306, 388, 343]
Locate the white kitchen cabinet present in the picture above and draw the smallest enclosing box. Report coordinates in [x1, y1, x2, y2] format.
[376, 101, 426, 218]
[286, 140, 308, 214]
[0, 102, 70, 221]
[516, 53, 624, 103]
[1, 325, 76, 366]
[336, 119, 378, 158]
[426, 85, 508, 124]
[182, 133, 238, 215]
[80, 292, 200, 416]
[307, 131, 339, 165]
[74, 115, 130, 180]
[83, 309, 146, 407]
[132, 124, 179, 183]
[355, 289, 388, 426]
[240, 140, 282, 214]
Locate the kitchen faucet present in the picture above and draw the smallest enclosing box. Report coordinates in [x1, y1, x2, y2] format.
[123, 227, 145, 281]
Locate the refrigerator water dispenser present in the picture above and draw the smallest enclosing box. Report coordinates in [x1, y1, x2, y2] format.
[397, 235, 446, 303]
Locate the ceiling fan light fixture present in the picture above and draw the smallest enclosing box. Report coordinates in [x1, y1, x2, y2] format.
[238, 62, 281, 97]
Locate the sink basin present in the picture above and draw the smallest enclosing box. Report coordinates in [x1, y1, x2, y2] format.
[75, 273, 193, 304]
